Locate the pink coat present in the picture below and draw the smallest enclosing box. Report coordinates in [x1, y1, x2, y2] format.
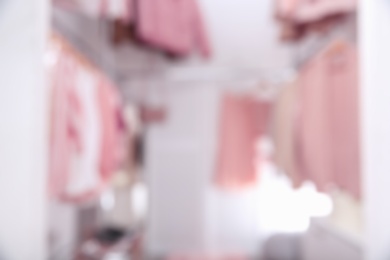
[137, 0, 211, 57]
[215, 93, 271, 190]
[296, 41, 361, 198]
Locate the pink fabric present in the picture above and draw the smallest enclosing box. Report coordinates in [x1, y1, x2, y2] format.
[277, 0, 356, 23]
[215, 94, 271, 190]
[297, 42, 361, 198]
[98, 78, 126, 181]
[137, 0, 211, 57]
[49, 47, 78, 200]
[48, 36, 125, 203]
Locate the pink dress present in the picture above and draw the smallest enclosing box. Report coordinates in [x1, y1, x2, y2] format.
[215, 93, 271, 190]
[296, 41, 361, 198]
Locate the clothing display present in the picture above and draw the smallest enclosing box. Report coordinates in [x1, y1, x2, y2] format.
[54, 0, 211, 58]
[296, 40, 361, 198]
[48, 34, 126, 203]
[215, 93, 271, 190]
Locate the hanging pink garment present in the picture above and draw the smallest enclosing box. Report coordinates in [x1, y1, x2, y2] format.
[98, 78, 127, 182]
[48, 46, 79, 200]
[296, 41, 361, 198]
[137, 0, 211, 57]
[49, 50, 103, 203]
[215, 93, 271, 190]
[48, 35, 125, 204]
[276, 0, 357, 23]
[61, 69, 106, 203]
[328, 45, 361, 198]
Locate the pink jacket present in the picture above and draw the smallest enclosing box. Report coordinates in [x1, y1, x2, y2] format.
[137, 0, 211, 57]
[215, 93, 271, 190]
[296, 41, 361, 198]
[277, 0, 356, 23]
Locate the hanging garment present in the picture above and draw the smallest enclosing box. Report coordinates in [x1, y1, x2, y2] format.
[137, 0, 211, 57]
[328, 42, 360, 199]
[272, 81, 302, 188]
[98, 78, 127, 182]
[62, 69, 105, 202]
[49, 48, 104, 203]
[48, 35, 126, 203]
[296, 40, 361, 198]
[215, 93, 271, 190]
[48, 45, 79, 202]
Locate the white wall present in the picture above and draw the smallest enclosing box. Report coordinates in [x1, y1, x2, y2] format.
[0, 0, 49, 259]
[359, 0, 390, 259]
